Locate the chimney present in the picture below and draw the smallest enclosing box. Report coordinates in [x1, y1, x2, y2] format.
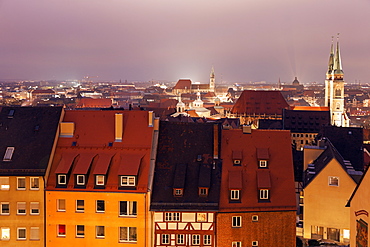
[242, 125, 252, 134]
[148, 111, 154, 127]
[115, 113, 123, 142]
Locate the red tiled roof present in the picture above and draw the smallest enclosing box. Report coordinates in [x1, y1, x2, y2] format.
[257, 148, 269, 160]
[173, 79, 192, 89]
[117, 154, 143, 175]
[93, 154, 114, 175]
[32, 89, 55, 94]
[232, 150, 243, 160]
[228, 171, 242, 189]
[231, 90, 289, 115]
[72, 153, 95, 174]
[77, 98, 112, 108]
[55, 153, 78, 174]
[220, 129, 296, 212]
[291, 106, 330, 111]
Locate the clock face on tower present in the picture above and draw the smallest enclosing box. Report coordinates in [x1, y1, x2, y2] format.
[197, 213, 207, 222]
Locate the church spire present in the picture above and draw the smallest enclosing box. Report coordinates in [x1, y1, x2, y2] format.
[326, 36, 335, 77]
[333, 34, 343, 77]
[209, 66, 215, 92]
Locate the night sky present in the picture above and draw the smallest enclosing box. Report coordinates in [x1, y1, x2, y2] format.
[1, 0, 369, 84]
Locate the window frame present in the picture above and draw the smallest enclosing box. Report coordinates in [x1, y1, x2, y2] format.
[57, 174, 67, 185]
[120, 176, 136, 186]
[17, 227, 26, 240]
[30, 202, 40, 215]
[3, 147, 14, 161]
[165, 212, 180, 222]
[259, 160, 268, 168]
[232, 241, 242, 247]
[17, 202, 26, 215]
[199, 187, 208, 196]
[252, 240, 259, 247]
[76, 175, 85, 186]
[329, 176, 339, 186]
[259, 189, 269, 200]
[76, 225, 84, 238]
[30, 177, 40, 190]
[17, 177, 26, 190]
[0, 177, 10, 190]
[0, 202, 10, 215]
[57, 224, 66, 237]
[119, 226, 137, 243]
[76, 200, 84, 212]
[230, 189, 240, 200]
[162, 234, 170, 244]
[96, 226, 105, 238]
[1, 227, 10, 241]
[96, 175, 105, 186]
[177, 234, 185, 245]
[96, 200, 105, 213]
[57, 199, 66, 212]
[192, 234, 200, 245]
[30, 227, 40, 240]
[119, 201, 137, 217]
[232, 216, 242, 227]
[174, 188, 183, 196]
[204, 234, 212, 245]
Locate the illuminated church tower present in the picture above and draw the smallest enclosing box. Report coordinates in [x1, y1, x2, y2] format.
[209, 66, 215, 92]
[324, 35, 349, 127]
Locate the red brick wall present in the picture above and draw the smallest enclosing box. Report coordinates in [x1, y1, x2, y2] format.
[216, 211, 296, 247]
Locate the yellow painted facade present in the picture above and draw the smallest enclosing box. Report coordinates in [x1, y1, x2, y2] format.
[348, 169, 370, 246]
[303, 158, 356, 243]
[0, 176, 45, 246]
[46, 190, 152, 246]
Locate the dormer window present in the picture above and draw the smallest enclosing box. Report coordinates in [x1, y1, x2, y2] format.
[230, 190, 240, 200]
[121, 176, 135, 186]
[233, 160, 241, 165]
[259, 189, 269, 200]
[174, 188, 183, 197]
[3, 147, 14, 161]
[232, 150, 242, 166]
[58, 174, 67, 185]
[96, 175, 105, 186]
[76, 175, 85, 186]
[259, 160, 268, 168]
[199, 188, 208, 196]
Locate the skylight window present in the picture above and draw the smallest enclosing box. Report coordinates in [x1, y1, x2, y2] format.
[3, 147, 14, 161]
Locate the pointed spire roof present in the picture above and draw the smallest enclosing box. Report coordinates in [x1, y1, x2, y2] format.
[210, 66, 215, 78]
[333, 34, 344, 75]
[327, 36, 335, 75]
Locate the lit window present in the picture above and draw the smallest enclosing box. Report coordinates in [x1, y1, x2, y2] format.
[165, 212, 180, 221]
[0, 177, 10, 190]
[17, 228, 26, 240]
[0, 202, 10, 215]
[259, 160, 268, 168]
[232, 241, 242, 247]
[1, 227, 10, 240]
[76, 225, 84, 238]
[17, 177, 26, 190]
[96, 175, 105, 186]
[174, 188, 183, 196]
[30, 202, 40, 215]
[232, 216, 242, 227]
[119, 201, 137, 216]
[177, 234, 184, 244]
[76, 200, 84, 212]
[58, 225, 66, 237]
[192, 234, 200, 245]
[96, 226, 104, 238]
[30, 177, 40, 190]
[230, 190, 240, 200]
[199, 188, 208, 196]
[162, 234, 169, 244]
[119, 227, 137, 242]
[57, 199, 66, 212]
[120, 176, 135, 186]
[329, 176, 339, 186]
[96, 200, 105, 213]
[204, 235, 212, 245]
[17, 202, 26, 215]
[3, 147, 14, 161]
[76, 175, 85, 186]
[30, 227, 39, 240]
[259, 189, 269, 200]
[58, 175, 67, 185]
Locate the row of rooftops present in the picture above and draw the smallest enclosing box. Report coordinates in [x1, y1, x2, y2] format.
[0, 106, 297, 212]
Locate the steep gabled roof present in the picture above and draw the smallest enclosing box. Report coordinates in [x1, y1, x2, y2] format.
[0, 106, 63, 175]
[173, 79, 192, 90]
[231, 90, 289, 115]
[304, 139, 363, 188]
[150, 121, 221, 211]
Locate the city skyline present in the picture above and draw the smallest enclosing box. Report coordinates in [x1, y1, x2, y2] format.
[1, 0, 369, 83]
